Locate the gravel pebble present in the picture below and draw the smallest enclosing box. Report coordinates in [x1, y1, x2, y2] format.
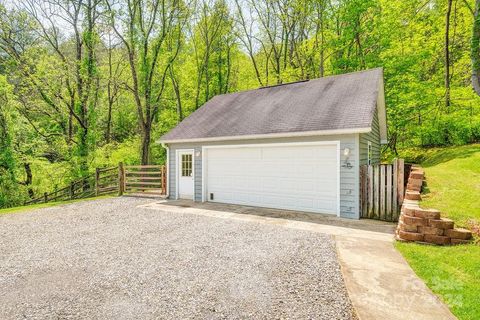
[0, 197, 357, 319]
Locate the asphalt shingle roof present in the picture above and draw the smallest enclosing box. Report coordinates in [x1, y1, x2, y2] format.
[160, 68, 383, 142]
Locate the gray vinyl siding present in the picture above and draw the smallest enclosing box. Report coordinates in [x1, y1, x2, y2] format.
[167, 134, 360, 219]
[359, 107, 381, 165]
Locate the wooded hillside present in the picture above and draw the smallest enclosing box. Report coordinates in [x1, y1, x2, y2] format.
[1, 0, 480, 207]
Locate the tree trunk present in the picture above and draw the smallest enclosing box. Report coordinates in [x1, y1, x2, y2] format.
[224, 46, 231, 93]
[141, 125, 151, 165]
[319, 13, 325, 78]
[204, 49, 210, 102]
[106, 100, 112, 143]
[472, 0, 480, 96]
[78, 127, 89, 175]
[318, 1, 325, 78]
[68, 109, 73, 144]
[169, 66, 183, 122]
[23, 163, 34, 198]
[106, 41, 114, 144]
[445, 0, 453, 108]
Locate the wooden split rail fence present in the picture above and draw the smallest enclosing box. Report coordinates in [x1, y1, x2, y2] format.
[359, 159, 405, 222]
[119, 164, 166, 196]
[24, 159, 405, 223]
[24, 163, 167, 206]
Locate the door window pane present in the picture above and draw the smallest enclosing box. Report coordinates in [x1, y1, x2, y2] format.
[181, 154, 192, 177]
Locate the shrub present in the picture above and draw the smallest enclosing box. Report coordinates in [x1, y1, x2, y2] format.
[417, 115, 480, 147]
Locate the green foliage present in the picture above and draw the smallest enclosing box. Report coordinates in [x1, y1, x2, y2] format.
[471, 0, 480, 82]
[0, 75, 25, 207]
[1, 0, 480, 207]
[418, 114, 480, 147]
[0, 76, 15, 171]
[92, 138, 142, 167]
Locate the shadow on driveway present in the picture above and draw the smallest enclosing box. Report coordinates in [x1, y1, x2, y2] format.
[155, 199, 396, 234]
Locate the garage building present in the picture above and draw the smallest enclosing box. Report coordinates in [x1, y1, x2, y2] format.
[158, 68, 387, 219]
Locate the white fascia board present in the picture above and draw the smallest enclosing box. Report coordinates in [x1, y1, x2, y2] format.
[157, 127, 371, 144]
[376, 72, 388, 142]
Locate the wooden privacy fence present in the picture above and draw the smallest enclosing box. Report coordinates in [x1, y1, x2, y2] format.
[360, 159, 405, 222]
[24, 164, 166, 206]
[119, 164, 166, 196]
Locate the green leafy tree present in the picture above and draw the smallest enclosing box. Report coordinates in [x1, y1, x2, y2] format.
[472, 0, 480, 95]
[0, 75, 24, 207]
[105, 0, 190, 164]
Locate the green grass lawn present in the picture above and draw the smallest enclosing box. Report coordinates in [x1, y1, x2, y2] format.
[0, 195, 114, 216]
[396, 144, 480, 320]
[396, 242, 480, 319]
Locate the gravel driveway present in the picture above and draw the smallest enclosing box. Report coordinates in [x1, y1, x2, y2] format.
[0, 197, 356, 319]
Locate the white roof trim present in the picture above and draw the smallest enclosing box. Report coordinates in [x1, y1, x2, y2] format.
[376, 73, 388, 142]
[158, 127, 371, 144]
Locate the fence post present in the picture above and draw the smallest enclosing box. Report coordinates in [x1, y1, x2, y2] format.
[118, 162, 125, 196]
[374, 165, 380, 219]
[161, 165, 166, 195]
[82, 178, 87, 192]
[368, 165, 373, 218]
[359, 165, 366, 218]
[397, 159, 405, 207]
[95, 168, 100, 196]
[44, 192, 48, 203]
[393, 159, 399, 220]
[386, 165, 392, 221]
[380, 165, 385, 220]
[70, 182, 74, 199]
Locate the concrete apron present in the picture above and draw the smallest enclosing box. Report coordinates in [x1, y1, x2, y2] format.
[140, 200, 456, 320]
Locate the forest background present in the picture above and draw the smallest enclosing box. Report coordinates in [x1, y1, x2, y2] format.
[1, 0, 480, 207]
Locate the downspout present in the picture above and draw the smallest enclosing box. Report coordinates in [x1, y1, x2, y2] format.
[161, 143, 170, 198]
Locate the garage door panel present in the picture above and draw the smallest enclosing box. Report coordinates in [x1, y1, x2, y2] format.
[206, 144, 338, 214]
[209, 148, 260, 160]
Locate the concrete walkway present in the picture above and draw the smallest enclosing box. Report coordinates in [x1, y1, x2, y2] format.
[141, 200, 456, 320]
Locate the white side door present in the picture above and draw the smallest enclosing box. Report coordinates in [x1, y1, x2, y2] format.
[177, 150, 194, 199]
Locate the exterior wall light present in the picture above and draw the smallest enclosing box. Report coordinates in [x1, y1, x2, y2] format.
[342, 147, 353, 169]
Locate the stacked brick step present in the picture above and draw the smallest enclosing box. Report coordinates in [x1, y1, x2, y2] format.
[395, 166, 473, 245]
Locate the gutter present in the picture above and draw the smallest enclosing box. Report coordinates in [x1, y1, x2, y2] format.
[157, 127, 372, 144]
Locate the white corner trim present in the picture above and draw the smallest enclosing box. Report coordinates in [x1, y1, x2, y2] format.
[336, 140, 341, 217]
[201, 146, 206, 202]
[161, 143, 170, 198]
[175, 149, 195, 201]
[380, 139, 388, 144]
[157, 128, 371, 144]
[355, 134, 361, 218]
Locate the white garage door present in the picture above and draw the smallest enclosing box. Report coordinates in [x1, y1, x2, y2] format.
[205, 143, 339, 215]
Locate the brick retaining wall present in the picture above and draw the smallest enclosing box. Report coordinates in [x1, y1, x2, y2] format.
[395, 166, 473, 245]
